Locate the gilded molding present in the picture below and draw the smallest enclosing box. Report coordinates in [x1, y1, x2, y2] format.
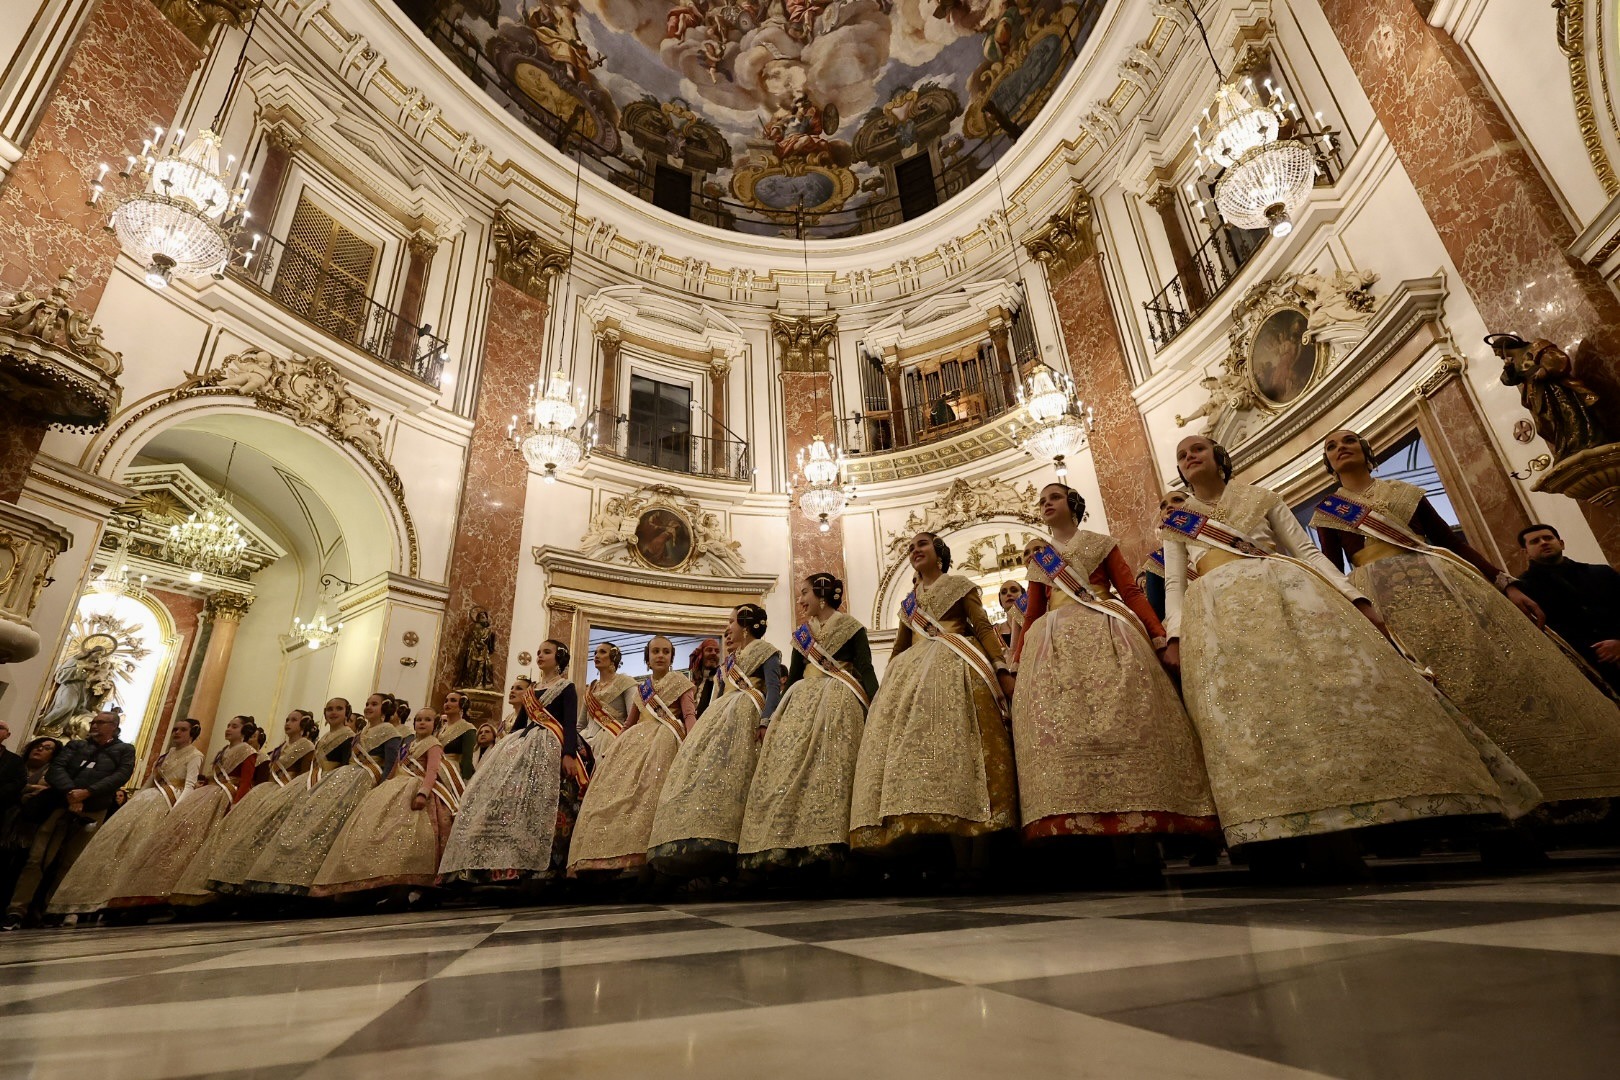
[1022, 185, 1097, 281]
[205, 590, 256, 621]
[771, 313, 838, 374]
[1415, 355, 1467, 400]
[492, 208, 569, 302]
[1556, 0, 1620, 198]
[153, 0, 256, 48]
[0, 269, 124, 432]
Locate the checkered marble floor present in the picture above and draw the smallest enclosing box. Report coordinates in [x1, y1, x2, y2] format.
[6, 855, 1620, 1080]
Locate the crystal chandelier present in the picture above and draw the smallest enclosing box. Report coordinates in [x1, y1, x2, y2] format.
[164, 442, 248, 580]
[509, 370, 587, 483]
[91, 526, 149, 602]
[1016, 367, 1093, 479]
[93, 127, 249, 288]
[290, 613, 342, 650]
[1194, 78, 1320, 238]
[796, 435, 852, 533]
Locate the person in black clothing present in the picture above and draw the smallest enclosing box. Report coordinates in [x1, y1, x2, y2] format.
[3, 711, 135, 929]
[689, 637, 722, 714]
[1515, 523, 1620, 690]
[0, 720, 25, 812]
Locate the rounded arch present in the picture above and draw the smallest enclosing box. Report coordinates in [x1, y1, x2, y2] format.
[85, 396, 415, 580]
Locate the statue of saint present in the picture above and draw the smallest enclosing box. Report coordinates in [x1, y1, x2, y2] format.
[1493, 333, 1612, 460]
[37, 636, 118, 736]
[457, 609, 498, 690]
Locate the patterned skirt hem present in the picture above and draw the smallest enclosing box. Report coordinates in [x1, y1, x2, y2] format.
[566, 854, 647, 875]
[850, 811, 1011, 851]
[436, 868, 550, 886]
[1022, 812, 1221, 840]
[310, 873, 440, 896]
[1222, 793, 1505, 846]
[237, 880, 314, 898]
[736, 843, 848, 872]
[646, 838, 739, 877]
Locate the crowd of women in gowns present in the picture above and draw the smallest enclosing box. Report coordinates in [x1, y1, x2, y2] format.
[35, 425, 1620, 925]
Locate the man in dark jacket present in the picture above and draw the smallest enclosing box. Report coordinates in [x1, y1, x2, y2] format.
[0, 720, 25, 811]
[2, 711, 134, 929]
[1515, 523, 1620, 690]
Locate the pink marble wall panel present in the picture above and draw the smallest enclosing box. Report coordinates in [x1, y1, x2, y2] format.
[1421, 379, 1533, 567]
[1050, 257, 1163, 567]
[782, 369, 846, 591]
[431, 278, 546, 701]
[150, 586, 203, 746]
[1322, 0, 1620, 559]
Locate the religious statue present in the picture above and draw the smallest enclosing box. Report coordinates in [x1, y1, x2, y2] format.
[1292, 269, 1379, 344]
[1177, 355, 1259, 428]
[1492, 333, 1612, 461]
[36, 635, 119, 736]
[457, 608, 498, 690]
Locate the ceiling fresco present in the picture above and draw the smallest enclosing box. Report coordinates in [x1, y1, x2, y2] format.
[404, 0, 1106, 237]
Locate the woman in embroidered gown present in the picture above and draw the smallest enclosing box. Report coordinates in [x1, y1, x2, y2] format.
[739, 575, 878, 876]
[1315, 428, 1620, 802]
[208, 700, 353, 895]
[111, 717, 260, 909]
[1010, 483, 1218, 846]
[315, 708, 457, 896]
[46, 720, 204, 916]
[442, 646, 592, 885]
[437, 693, 478, 786]
[648, 605, 782, 879]
[568, 636, 696, 875]
[1161, 435, 1532, 857]
[582, 643, 639, 757]
[995, 581, 1027, 656]
[243, 694, 403, 897]
[170, 711, 320, 906]
[851, 532, 1020, 859]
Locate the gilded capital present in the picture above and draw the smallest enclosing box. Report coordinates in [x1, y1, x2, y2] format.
[492, 208, 570, 302]
[206, 591, 256, 622]
[771, 313, 838, 374]
[154, 0, 257, 48]
[407, 232, 442, 261]
[1022, 186, 1098, 282]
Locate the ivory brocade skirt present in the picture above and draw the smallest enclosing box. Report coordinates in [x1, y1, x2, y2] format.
[849, 637, 1018, 849]
[313, 773, 452, 895]
[647, 692, 763, 877]
[1179, 557, 1520, 846]
[1353, 548, 1620, 802]
[241, 765, 375, 896]
[1011, 599, 1218, 839]
[567, 721, 681, 873]
[46, 788, 173, 915]
[738, 672, 866, 870]
[111, 786, 233, 907]
[439, 729, 563, 884]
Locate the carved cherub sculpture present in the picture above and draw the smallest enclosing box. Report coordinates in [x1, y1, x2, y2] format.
[1292, 269, 1379, 343]
[1492, 332, 1612, 461]
[1176, 355, 1259, 428]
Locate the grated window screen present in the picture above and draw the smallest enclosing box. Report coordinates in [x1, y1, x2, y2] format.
[271, 194, 378, 345]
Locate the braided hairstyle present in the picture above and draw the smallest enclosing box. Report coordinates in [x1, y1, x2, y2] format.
[183, 718, 202, 741]
[543, 637, 571, 674]
[1041, 482, 1087, 523]
[734, 603, 769, 640]
[806, 572, 845, 611]
[596, 641, 623, 669]
[917, 531, 953, 573]
[295, 711, 319, 740]
[235, 716, 258, 743]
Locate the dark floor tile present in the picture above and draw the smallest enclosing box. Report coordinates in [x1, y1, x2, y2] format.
[262, 919, 507, 947]
[885, 893, 1109, 910]
[333, 944, 951, 1052]
[751, 910, 1071, 942]
[991, 939, 1620, 1080]
[0, 950, 462, 1015]
[486, 915, 721, 946]
[0, 946, 247, 984]
[1125, 898, 1616, 935]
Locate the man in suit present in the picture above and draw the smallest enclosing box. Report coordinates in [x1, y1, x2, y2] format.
[2, 711, 134, 929]
[1515, 523, 1620, 690]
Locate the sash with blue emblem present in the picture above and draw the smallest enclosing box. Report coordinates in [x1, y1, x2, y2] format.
[1312, 491, 1482, 577]
[639, 676, 687, 741]
[1032, 542, 1156, 647]
[792, 622, 870, 709]
[720, 653, 767, 713]
[901, 590, 1008, 717]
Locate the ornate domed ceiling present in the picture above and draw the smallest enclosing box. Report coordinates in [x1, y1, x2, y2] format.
[404, 0, 1106, 238]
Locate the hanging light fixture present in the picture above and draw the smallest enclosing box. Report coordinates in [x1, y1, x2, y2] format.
[290, 613, 342, 650]
[89, 5, 263, 287]
[508, 112, 589, 483]
[788, 206, 852, 532]
[1186, 4, 1331, 238]
[164, 442, 248, 580]
[1016, 367, 1093, 479]
[91, 522, 150, 602]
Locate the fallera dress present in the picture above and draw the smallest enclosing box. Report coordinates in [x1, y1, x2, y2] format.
[110, 741, 258, 908]
[738, 612, 879, 872]
[850, 573, 1019, 849]
[45, 744, 202, 915]
[314, 733, 457, 895]
[1314, 477, 1620, 802]
[241, 722, 403, 896]
[440, 679, 591, 883]
[436, 718, 479, 785]
[567, 670, 696, 873]
[1164, 481, 1538, 847]
[581, 672, 639, 757]
[1012, 530, 1218, 840]
[647, 638, 783, 877]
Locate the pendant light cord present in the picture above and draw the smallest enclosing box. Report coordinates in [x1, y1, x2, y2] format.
[1187, 1, 1226, 82]
[212, 3, 267, 132]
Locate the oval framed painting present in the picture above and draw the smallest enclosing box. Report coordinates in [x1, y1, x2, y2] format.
[1248, 307, 1319, 406]
[631, 507, 695, 571]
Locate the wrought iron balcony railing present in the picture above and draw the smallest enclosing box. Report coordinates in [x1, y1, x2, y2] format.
[586, 408, 751, 482]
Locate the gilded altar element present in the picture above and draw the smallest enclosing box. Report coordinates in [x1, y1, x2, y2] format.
[1492, 333, 1611, 461]
[0, 269, 124, 432]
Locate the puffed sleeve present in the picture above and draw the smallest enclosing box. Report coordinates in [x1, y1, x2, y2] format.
[1164, 538, 1189, 640]
[1267, 499, 1366, 604]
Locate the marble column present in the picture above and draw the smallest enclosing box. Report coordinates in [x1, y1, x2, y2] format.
[987, 316, 1018, 406]
[190, 591, 254, 753]
[773, 313, 845, 588]
[1320, 0, 1620, 557]
[1026, 187, 1163, 566]
[0, 0, 202, 501]
[710, 356, 730, 460]
[597, 329, 621, 418]
[431, 209, 567, 703]
[1145, 183, 1206, 311]
[389, 233, 438, 367]
[240, 123, 297, 254]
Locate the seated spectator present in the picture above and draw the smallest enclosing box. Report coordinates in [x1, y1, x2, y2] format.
[2, 712, 134, 930]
